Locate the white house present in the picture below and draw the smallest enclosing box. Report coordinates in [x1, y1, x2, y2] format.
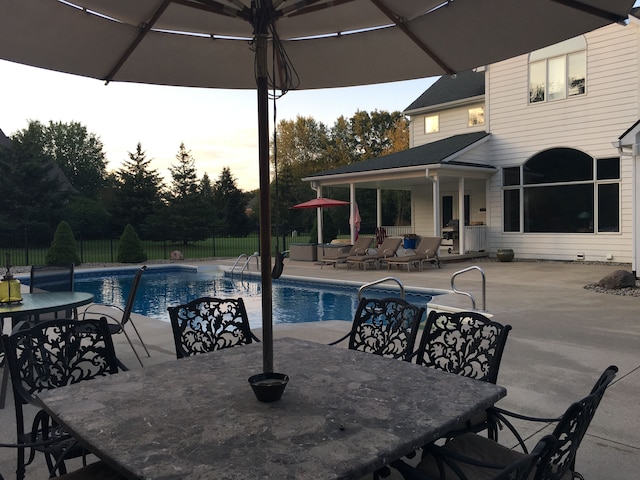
[304, 8, 640, 273]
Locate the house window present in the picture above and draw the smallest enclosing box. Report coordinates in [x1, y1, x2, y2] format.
[502, 150, 619, 233]
[468, 107, 484, 126]
[529, 36, 586, 104]
[424, 115, 439, 134]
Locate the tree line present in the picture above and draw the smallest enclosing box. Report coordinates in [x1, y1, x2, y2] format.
[0, 110, 409, 246]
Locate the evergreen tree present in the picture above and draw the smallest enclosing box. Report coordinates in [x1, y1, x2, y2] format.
[165, 143, 209, 244]
[117, 224, 147, 263]
[213, 167, 250, 236]
[108, 143, 164, 236]
[46, 221, 81, 265]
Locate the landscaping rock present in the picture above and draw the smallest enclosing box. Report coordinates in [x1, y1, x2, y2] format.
[597, 270, 636, 289]
[170, 250, 184, 260]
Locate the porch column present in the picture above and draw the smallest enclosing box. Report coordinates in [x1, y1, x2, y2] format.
[377, 189, 382, 228]
[350, 184, 357, 244]
[458, 177, 465, 254]
[432, 174, 440, 236]
[316, 187, 323, 244]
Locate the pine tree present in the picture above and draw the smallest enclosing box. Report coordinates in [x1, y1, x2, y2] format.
[108, 143, 164, 236]
[46, 221, 81, 265]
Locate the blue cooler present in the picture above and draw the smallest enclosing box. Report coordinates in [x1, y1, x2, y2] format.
[403, 237, 417, 249]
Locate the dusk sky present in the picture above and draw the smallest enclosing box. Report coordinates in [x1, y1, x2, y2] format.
[1, 59, 436, 191]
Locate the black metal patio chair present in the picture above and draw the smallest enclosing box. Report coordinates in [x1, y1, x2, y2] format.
[29, 264, 76, 319]
[329, 296, 425, 361]
[387, 365, 618, 480]
[80, 265, 150, 367]
[413, 310, 512, 437]
[415, 310, 512, 384]
[1, 318, 128, 480]
[168, 296, 260, 359]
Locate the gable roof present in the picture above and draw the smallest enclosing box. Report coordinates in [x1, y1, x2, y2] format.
[0, 128, 11, 148]
[305, 131, 493, 179]
[404, 69, 485, 114]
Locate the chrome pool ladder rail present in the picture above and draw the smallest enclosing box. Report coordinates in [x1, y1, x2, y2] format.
[450, 265, 486, 311]
[230, 252, 260, 278]
[358, 276, 405, 301]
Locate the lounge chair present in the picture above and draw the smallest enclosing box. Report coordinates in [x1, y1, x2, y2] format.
[319, 236, 373, 268]
[346, 237, 402, 270]
[387, 236, 442, 272]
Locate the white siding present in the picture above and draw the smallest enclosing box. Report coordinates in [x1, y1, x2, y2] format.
[486, 22, 639, 262]
[410, 102, 486, 148]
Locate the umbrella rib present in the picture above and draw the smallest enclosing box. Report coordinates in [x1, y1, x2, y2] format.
[103, 0, 173, 84]
[548, 0, 628, 24]
[103, 0, 250, 84]
[369, 0, 455, 76]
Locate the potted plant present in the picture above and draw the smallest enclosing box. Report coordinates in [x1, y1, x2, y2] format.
[496, 248, 515, 262]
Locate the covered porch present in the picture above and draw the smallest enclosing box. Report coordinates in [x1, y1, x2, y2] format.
[302, 132, 496, 256]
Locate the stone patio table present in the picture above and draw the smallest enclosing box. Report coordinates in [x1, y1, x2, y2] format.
[37, 337, 505, 480]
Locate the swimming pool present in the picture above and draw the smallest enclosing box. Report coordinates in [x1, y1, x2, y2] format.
[63, 265, 439, 329]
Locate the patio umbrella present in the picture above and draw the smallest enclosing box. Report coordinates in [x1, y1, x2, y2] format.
[291, 198, 350, 209]
[291, 197, 350, 244]
[0, 0, 634, 376]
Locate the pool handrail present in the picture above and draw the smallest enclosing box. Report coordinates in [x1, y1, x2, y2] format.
[358, 277, 405, 300]
[450, 265, 486, 311]
[230, 253, 260, 279]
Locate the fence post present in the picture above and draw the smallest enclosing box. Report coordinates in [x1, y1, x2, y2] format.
[110, 238, 114, 262]
[23, 228, 29, 265]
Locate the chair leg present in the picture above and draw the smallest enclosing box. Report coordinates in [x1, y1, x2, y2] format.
[128, 320, 151, 358]
[119, 328, 145, 368]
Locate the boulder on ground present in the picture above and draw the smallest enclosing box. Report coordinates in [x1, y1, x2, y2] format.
[597, 270, 637, 289]
[170, 250, 184, 261]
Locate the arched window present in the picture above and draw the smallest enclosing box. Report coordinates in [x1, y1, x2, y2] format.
[502, 148, 619, 233]
[529, 36, 587, 103]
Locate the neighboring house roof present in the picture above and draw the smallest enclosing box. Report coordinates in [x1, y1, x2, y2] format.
[305, 131, 494, 180]
[0, 126, 76, 193]
[403, 69, 485, 114]
[0, 128, 11, 148]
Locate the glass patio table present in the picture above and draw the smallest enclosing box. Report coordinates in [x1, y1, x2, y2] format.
[36, 337, 506, 480]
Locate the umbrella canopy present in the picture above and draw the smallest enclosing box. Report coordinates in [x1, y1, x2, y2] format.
[291, 198, 350, 209]
[0, 1, 633, 89]
[0, 0, 634, 375]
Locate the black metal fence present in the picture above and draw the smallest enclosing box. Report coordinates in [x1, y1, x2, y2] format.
[0, 228, 314, 267]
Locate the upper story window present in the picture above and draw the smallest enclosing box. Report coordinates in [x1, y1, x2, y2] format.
[468, 107, 484, 126]
[424, 115, 439, 134]
[529, 36, 586, 104]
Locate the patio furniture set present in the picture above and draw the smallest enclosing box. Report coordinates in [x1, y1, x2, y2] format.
[0, 266, 619, 480]
[320, 235, 442, 272]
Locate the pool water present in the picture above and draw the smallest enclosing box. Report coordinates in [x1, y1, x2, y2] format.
[71, 266, 436, 329]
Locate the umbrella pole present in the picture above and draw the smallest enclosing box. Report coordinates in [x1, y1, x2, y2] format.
[256, 23, 274, 374]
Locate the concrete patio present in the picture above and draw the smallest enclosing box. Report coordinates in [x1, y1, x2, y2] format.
[1, 256, 638, 479]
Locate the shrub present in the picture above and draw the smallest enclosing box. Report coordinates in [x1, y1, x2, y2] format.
[118, 224, 147, 263]
[45, 221, 81, 265]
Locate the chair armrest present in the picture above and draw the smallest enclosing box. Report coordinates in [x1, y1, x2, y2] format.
[327, 332, 351, 346]
[487, 406, 562, 451]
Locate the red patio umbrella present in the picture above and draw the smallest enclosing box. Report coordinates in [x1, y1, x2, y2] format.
[291, 198, 350, 209]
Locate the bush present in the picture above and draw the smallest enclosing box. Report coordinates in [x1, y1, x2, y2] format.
[117, 224, 148, 263]
[45, 221, 81, 265]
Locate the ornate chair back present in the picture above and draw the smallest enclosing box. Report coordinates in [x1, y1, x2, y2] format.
[168, 296, 260, 359]
[330, 297, 425, 361]
[416, 310, 511, 383]
[2, 318, 124, 480]
[534, 365, 618, 480]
